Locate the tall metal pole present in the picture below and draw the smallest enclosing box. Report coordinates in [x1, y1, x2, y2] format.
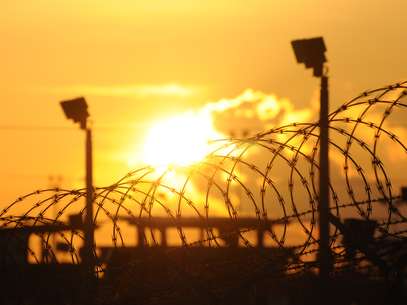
[319, 72, 331, 280]
[85, 127, 94, 274]
[59, 97, 94, 302]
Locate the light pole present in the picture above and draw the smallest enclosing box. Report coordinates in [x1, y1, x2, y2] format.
[291, 37, 332, 281]
[60, 97, 94, 275]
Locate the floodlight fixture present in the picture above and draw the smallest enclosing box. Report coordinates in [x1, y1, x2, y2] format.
[291, 36, 331, 283]
[291, 37, 327, 77]
[60, 97, 89, 130]
[59, 95, 94, 279]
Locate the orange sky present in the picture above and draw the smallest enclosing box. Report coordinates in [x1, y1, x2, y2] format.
[1, 1, 406, 203]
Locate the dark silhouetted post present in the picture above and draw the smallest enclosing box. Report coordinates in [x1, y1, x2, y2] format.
[291, 37, 331, 284]
[60, 97, 95, 302]
[319, 74, 331, 280]
[85, 127, 94, 272]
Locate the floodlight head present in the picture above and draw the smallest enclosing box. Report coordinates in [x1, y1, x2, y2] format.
[60, 97, 89, 130]
[291, 37, 327, 77]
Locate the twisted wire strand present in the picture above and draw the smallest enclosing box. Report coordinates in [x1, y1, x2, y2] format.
[1, 81, 407, 302]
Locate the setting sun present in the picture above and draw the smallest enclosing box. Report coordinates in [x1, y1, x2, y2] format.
[141, 111, 224, 168]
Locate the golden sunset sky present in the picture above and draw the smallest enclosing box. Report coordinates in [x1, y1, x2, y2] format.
[1, 0, 406, 203]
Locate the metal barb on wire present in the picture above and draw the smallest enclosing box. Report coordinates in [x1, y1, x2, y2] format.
[1, 81, 407, 304]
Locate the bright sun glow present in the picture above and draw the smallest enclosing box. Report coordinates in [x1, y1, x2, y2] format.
[142, 111, 224, 168]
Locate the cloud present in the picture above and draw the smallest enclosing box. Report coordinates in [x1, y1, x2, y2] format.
[201, 89, 316, 137]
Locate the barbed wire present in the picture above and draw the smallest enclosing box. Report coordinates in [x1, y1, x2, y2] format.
[1, 81, 407, 303]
